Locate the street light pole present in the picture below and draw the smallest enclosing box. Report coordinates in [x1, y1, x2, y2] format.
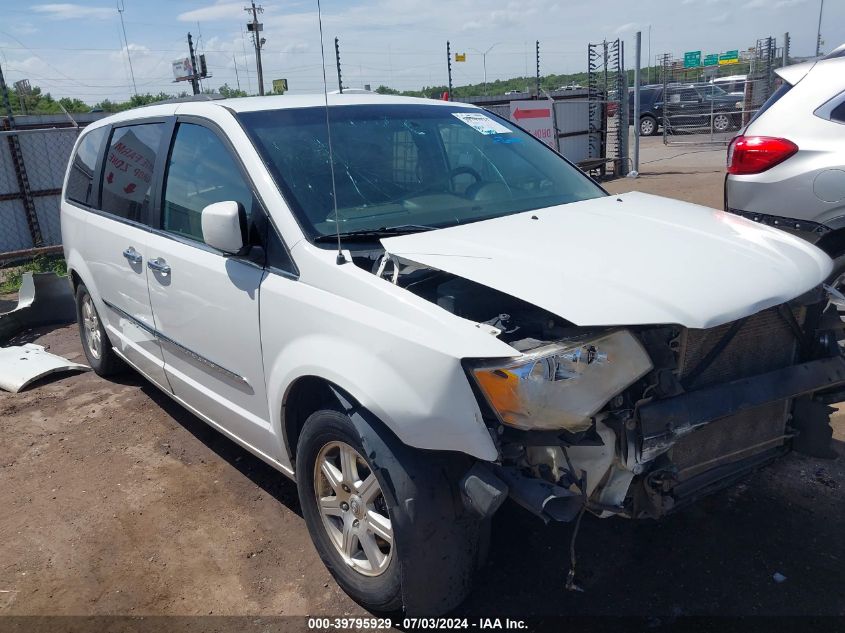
[816, 0, 824, 57]
[470, 42, 501, 95]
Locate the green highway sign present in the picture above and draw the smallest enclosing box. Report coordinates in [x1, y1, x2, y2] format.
[683, 50, 702, 68]
[704, 53, 719, 66]
[719, 50, 739, 65]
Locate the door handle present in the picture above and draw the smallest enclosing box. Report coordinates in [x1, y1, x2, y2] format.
[147, 257, 171, 276]
[122, 247, 142, 265]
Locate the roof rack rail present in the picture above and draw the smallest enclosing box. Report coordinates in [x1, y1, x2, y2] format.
[133, 93, 227, 108]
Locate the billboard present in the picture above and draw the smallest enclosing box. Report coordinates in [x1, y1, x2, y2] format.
[172, 58, 194, 82]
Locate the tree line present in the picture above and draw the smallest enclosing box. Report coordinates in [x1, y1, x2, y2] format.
[3, 65, 668, 115]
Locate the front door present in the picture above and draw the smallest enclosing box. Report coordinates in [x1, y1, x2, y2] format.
[144, 120, 272, 454]
[85, 122, 169, 389]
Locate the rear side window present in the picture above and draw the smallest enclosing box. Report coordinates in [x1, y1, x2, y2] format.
[101, 123, 165, 222]
[66, 126, 106, 207]
[749, 82, 792, 125]
[831, 101, 845, 124]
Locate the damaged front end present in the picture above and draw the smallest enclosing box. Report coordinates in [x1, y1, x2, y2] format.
[365, 250, 845, 523]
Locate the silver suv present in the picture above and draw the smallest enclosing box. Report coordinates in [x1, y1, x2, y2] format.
[725, 45, 845, 278]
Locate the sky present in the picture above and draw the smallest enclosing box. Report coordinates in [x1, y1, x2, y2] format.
[0, 0, 843, 104]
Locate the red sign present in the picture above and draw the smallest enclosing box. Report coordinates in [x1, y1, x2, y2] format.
[509, 100, 556, 148]
[512, 107, 551, 121]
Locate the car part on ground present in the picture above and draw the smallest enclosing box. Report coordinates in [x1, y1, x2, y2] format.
[0, 343, 89, 392]
[0, 272, 76, 343]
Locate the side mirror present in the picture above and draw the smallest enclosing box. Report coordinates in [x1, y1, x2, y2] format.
[201, 201, 248, 254]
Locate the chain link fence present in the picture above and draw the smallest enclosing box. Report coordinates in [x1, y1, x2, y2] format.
[0, 117, 90, 260]
[656, 37, 779, 145]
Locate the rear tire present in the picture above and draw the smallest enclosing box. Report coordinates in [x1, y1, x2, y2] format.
[75, 283, 122, 376]
[296, 405, 488, 615]
[713, 112, 731, 133]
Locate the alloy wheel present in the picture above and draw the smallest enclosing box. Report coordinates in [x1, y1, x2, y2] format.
[82, 295, 102, 360]
[314, 441, 393, 577]
[713, 113, 730, 132]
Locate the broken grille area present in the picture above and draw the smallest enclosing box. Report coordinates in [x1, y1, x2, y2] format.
[670, 306, 801, 481]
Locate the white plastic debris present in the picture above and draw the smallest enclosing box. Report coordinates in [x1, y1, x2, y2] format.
[772, 572, 787, 584]
[0, 343, 89, 393]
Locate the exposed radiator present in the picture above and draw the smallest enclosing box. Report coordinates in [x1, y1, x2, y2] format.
[670, 306, 802, 481]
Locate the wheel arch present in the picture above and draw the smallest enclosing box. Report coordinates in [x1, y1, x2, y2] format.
[814, 226, 845, 259]
[281, 374, 350, 471]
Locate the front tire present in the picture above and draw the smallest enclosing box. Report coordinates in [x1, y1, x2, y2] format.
[639, 115, 658, 136]
[297, 410, 401, 611]
[296, 406, 488, 615]
[75, 283, 122, 376]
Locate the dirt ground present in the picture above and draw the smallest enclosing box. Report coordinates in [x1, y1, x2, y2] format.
[2, 142, 845, 621]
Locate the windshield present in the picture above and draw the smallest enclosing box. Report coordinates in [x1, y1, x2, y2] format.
[238, 104, 604, 240]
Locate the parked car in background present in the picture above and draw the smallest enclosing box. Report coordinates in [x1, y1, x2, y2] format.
[628, 84, 664, 136]
[629, 83, 743, 136]
[726, 45, 845, 279]
[62, 93, 843, 616]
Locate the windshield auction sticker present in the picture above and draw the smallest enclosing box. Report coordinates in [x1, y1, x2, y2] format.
[452, 112, 512, 135]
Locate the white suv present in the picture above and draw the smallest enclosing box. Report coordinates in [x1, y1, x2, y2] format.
[62, 94, 844, 615]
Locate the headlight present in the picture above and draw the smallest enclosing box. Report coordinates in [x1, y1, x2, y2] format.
[735, 101, 743, 109]
[469, 330, 652, 432]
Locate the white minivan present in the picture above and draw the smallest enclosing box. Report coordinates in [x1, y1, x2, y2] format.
[62, 94, 845, 615]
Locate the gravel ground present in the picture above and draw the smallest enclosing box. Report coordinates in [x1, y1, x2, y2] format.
[2, 146, 844, 620]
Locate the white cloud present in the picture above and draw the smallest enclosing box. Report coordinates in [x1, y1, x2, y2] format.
[177, 1, 246, 22]
[11, 22, 39, 36]
[282, 42, 309, 54]
[32, 3, 113, 20]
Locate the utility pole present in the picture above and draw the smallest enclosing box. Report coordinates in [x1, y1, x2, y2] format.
[116, 0, 137, 96]
[783, 32, 790, 67]
[335, 37, 343, 93]
[446, 41, 453, 100]
[187, 33, 200, 95]
[245, 1, 265, 95]
[815, 0, 824, 56]
[632, 31, 641, 176]
[535, 40, 540, 96]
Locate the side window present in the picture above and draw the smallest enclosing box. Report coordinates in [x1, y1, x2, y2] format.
[680, 88, 699, 101]
[162, 123, 253, 243]
[829, 100, 845, 124]
[101, 123, 164, 222]
[66, 126, 107, 208]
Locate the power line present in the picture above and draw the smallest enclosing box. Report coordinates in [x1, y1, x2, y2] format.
[116, 0, 138, 96]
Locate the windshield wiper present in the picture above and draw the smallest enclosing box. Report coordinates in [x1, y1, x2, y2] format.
[314, 224, 436, 242]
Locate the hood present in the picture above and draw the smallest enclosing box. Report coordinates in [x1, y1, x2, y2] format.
[380, 192, 832, 329]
